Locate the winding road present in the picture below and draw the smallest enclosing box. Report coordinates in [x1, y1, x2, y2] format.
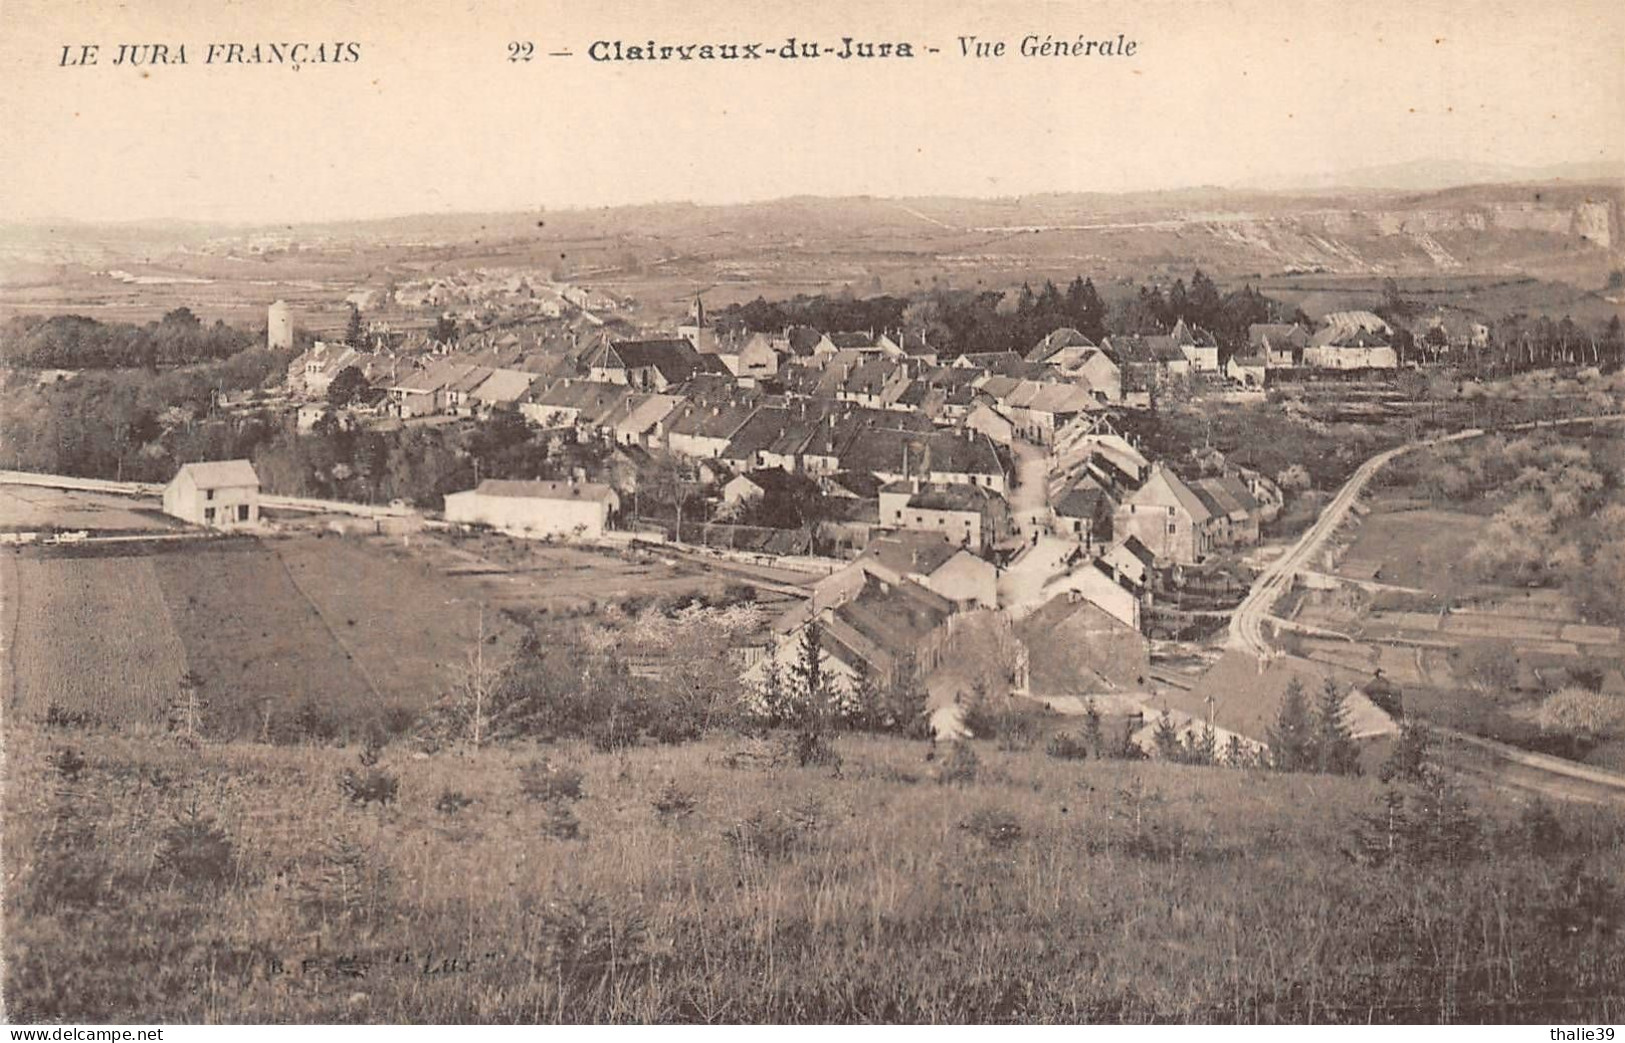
[1222, 412, 1625, 805]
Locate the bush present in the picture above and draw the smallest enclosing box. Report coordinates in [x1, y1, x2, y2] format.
[1536, 686, 1625, 741]
[788, 728, 841, 770]
[651, 780, 698, 820]
[1045, 731, 1089, 761]
[962, 693, 1047, 750]
[154, 804, 236, 890]
[959, 806, 1025, 850]
[936, 742, 981, 785]
[434, 788, 474, 815]
[539, 802, 584, 841]
[724, 801, 824, 861]
[1379, 721, 1434, 784]
[518, 759, 586, 803]
[299, 834, 390, 926]
[338, 768, 399, 807]
[1350, 778, 1482, 868]
[50, 747, 89, 782]
[43, 702, 99, 730]
[531, 889, 649, 992]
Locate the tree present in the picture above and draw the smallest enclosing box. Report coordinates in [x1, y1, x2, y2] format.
[1267, 677, 1314, 772]
[790, 624, 835, 730]
[431, 315, 459, 346]
[1379, 720, 1433, 783]
[1187, 270, 1223, 328]
[1312, 678, 1361, 775]
[326, 365, 369, 408]
[1065, 277, 1106, 340]
[644, 451, 694, 540]
[1083, 698, 1104, 759]
[1379, 278, 1413, 320]
[1537, 687, 1625, 742]
[1152, 711, 1184, 761]
[1181, 723, 1218, 766]
[345, 306, 366, 348]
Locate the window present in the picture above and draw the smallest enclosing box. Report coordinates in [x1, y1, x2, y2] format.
[238, 504, 250, 522]
[204, 508, 215, 523]
[206, 489, 215, 501]
[1168, 523, 1177, 535]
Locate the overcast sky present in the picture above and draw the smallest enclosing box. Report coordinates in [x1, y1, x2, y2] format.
[2, 0, 1621, 225]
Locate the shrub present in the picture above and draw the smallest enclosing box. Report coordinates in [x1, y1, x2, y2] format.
[287, 700, 340, 745]
[154, 804, 236, 890]
[724, 799, 824, 860]
[788, 728, 841, 770]
[1350, 778, 1482, 868]
[1045, 731, 1089, 761]
[651, 780, 698, 820]
[531, 889, 649, 993]
[962, 693, 1046, 750]
[434, 788, 474, 815]
[300, 834, 390, 927]
[51, 746, 89, 782]
[539, 802, 583, 841]
[43, 702, 99, 730]
[518, 759, 586, 803]
[1536, 686, 1625, 741]
[1379, 721, 1434, 784]
[936, 742, 981, 785]
[338, 768, 399, 808]
[960, 806, 1025, 850]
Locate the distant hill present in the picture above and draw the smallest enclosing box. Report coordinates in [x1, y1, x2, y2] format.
[1241, 159, 1625, 194]
[3, 180, 1621, 314]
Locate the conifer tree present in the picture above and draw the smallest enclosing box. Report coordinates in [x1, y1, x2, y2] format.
[1314, 678, 1361, 776]
[791, 624, 833, 731]
[1267, 677, 1314, 771]
[345, 305, 366, 348]
[1083, 698, 1105, 759]
[1152, 711, 1184, 761]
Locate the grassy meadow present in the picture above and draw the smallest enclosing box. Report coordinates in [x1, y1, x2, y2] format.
[6, 721, 1623, 1024]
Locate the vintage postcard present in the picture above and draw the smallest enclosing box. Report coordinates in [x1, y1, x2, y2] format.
[2, 0, 1623, 1028]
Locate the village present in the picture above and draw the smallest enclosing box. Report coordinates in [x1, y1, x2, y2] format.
[12, 279, 1576, 767]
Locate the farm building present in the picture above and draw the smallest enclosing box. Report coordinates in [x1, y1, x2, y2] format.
[1018, 591, 1150, 699]
[443, 478, 620, 539]
[163, 460, 261, 529]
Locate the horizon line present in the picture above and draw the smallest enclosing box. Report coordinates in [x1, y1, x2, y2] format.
[8, 169, 1624, 233]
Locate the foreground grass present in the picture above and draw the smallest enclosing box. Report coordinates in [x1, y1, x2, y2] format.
[6, 725, 1622, 1024]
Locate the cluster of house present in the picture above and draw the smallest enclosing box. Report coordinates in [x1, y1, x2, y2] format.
[1220, 310, 1482, 385]
[740, 523, 1399, 761]
[1047, 427, 1282, 565]
[390, 271, 622, 324]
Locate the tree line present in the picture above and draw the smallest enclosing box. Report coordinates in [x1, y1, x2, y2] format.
[718, 271, 1308, 359]
[1, 309, 265, 370]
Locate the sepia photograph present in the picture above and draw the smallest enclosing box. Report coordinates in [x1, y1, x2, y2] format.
[1, 0, 1623, 1027]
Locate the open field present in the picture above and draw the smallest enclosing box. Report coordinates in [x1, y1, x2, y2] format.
[272, 535, 519, 713]
[2, 525, 795, 742]
[3, 553, 188, 728]
[1332, 503, 1493, 600]
[0, 483, 184, 534]
[6, 723, 1623, 1024]
[147, 540, 383, 740]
